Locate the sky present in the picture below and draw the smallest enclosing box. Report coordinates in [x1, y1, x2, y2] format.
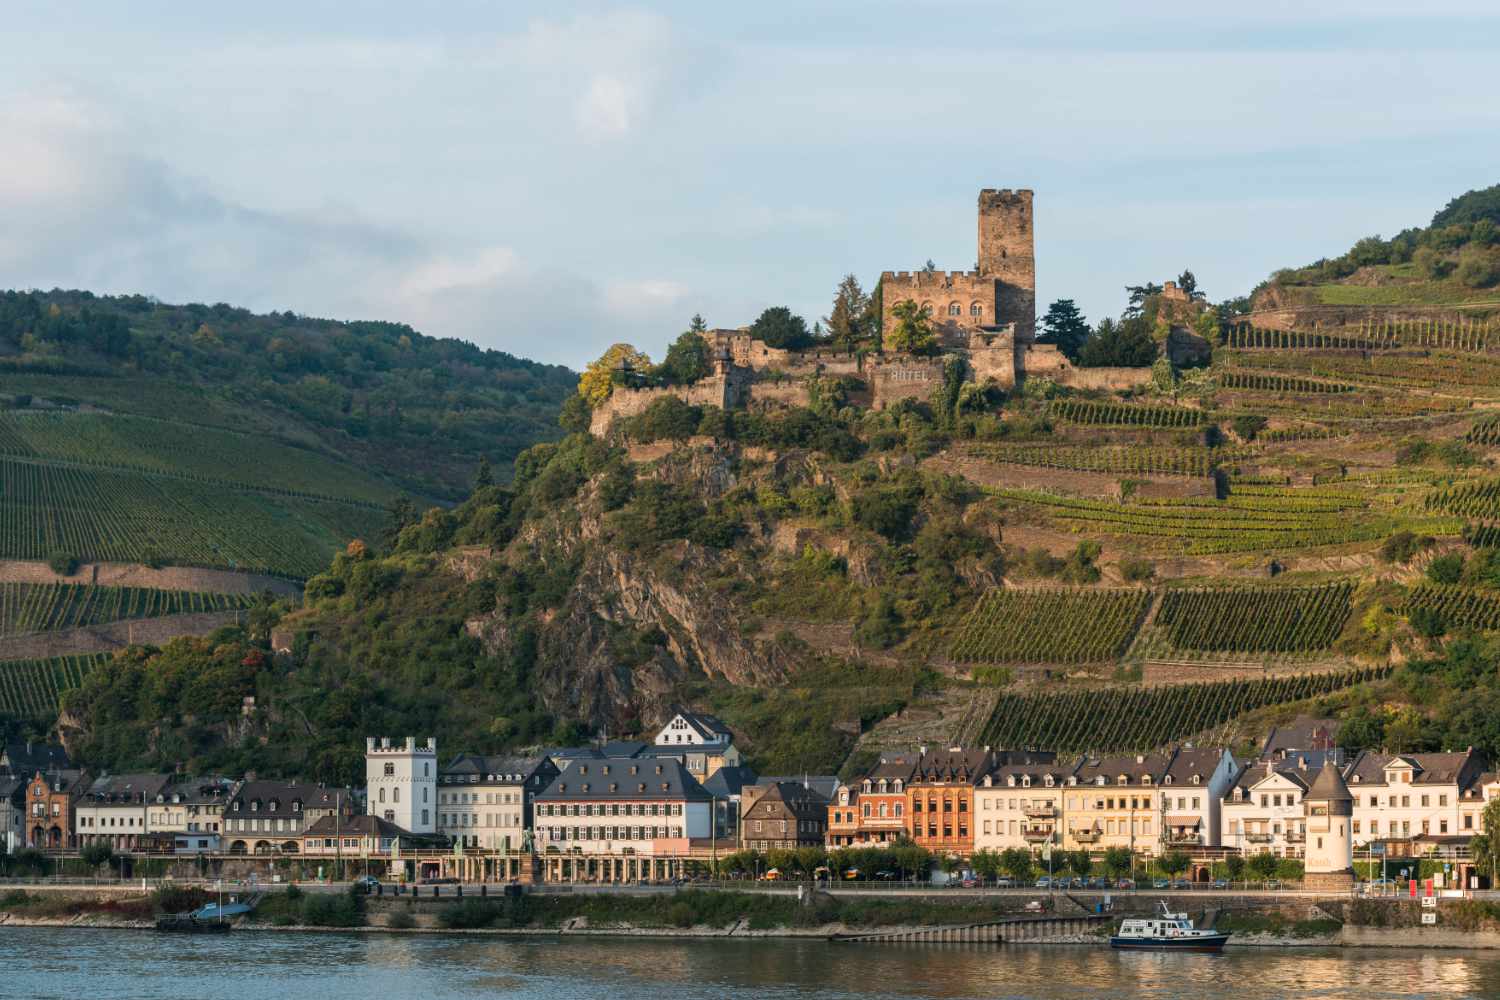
[2, 2, 1498, 371]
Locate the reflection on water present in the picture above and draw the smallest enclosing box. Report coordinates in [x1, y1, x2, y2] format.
[6, 927, 1500, 999]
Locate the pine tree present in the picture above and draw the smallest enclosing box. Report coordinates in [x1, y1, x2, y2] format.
[824, 274, 870, 349]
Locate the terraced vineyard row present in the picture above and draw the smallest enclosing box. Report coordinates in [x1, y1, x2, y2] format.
[1468, 416, 1500, 447]
[1217, 349, 1500, 396]
[1225, 318, 1491, 353]
[0, 412, 397, 505]
[989, 487, 1458, 555]
[1403, 585, 1500, 632]
[0, 654, 108, 717]
[0, 583, 253, 637]
[1426, 479, 1500, 520]
[950, 589, 1151, 664]
[0, 457, 386, 578]
[1465, 523, 1500, 548]
[972, 444, 1215, 478]
[976, 668, 1390, 753]
[1225, 325, 1394, 351]
[1045, 399, 1205, 428]
[1218, 371, 1354, 394]
[1155, 582, 1355, 653]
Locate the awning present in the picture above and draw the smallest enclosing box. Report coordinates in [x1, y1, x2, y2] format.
[1164, 815, 1202, 828]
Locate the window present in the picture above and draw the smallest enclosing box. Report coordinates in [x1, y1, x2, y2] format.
[383, 763, 395, 777]
[378, 788, 386, 804]
[947, 302, 961, 317]
[970, 302, 983, 317]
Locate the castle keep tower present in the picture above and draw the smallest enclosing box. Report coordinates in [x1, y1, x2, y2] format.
[1302, 760, 1355, 891]
[978, 189, 1035, 340]
[879, 188, 1036, 346]
[366, 736, 437, 834]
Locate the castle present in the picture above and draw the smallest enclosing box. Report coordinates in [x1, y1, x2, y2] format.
[589, 189, 1151, 436]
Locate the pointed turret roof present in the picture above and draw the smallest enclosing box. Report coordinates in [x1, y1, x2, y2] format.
[1305, 760, 1353, 803]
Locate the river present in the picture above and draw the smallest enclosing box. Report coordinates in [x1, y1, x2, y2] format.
[8, 927, 1500, 998]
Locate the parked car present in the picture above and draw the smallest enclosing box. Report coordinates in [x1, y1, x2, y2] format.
[961, 876, 979, 889]
[1066, 877, 1085, 889]
[874, 870, 899, 881]
[1170, 879, 1192, 891]
[843, 868, 861, 880]
[995, 876, 1015, 889]
[1152, 878, 1170, 890]
[1212, 878, 1229, 890]
[1086, 876, 1107, 890]
[1034, 876, 1054, 889]
[353, 876, 381, 893]
[1264, 878, 1282, 890]
[1114, 878, 1135, 890]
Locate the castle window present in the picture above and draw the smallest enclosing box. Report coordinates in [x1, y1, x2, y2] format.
[947, 302, 961, 317]
[970, 302, 983, 317]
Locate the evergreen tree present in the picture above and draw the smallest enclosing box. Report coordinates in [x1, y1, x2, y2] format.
[884, 300, 936, 355]
[1038, 299, 1091, 360]
[749, 307, 813, 350]
[473, 456, 494, 489]
[824, 274, 871, 349]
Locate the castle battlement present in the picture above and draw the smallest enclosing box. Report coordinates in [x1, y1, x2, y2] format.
[978, 188, 1033, 203]
[882, 269, 987, 285]
[366, 736, 437, 755]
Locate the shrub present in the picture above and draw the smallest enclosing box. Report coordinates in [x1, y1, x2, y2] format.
[300, 892, 364, 928]
[1230, 414, 1268, 442]
[1427, 552, 1465, 585]
[1118, 554, 1155, 582]
[385, 907, 415, 929]
[1457, 249, 1500, 289]
[1380, 531, 1433, 565]
[47, 551, 79, 576]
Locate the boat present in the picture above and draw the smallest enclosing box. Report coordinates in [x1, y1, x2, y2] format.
[1110, 902, 1230, 951]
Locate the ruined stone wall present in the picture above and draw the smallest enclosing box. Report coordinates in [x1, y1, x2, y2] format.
[967, 332, 1020, 388]
[878, 270, 999, 346]
[589, 376, 736, 436]
[867, 356, 948, 409]
[977, 188, 1036, 340]
[1011, 344, 1152, 391]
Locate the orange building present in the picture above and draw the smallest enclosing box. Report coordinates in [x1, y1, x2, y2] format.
[828, 755, 914, 848]
[906, 749, 995, 856]
[26, 769, 88, 849]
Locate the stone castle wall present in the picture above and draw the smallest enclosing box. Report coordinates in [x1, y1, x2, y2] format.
[589, 371, 749, 437]
[877, 270, 999, 345]
[978, 188, 1036, 340]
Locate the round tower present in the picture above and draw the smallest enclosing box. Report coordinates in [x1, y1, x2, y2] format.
[1302, 760, 1354, 891]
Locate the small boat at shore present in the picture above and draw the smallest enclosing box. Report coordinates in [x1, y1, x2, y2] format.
[1110, 903, 1229, 952]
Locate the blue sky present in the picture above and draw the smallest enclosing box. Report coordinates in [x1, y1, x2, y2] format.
[2, 2, 1497, 369]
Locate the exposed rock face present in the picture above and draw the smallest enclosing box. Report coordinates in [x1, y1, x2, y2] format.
[466, 541, 791, 735]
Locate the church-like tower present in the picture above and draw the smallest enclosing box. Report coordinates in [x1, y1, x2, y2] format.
[1303, 760, 1355, 891]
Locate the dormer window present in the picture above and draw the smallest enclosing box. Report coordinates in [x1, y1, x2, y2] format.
[579, 765, 589, 776]
[1191, 775, 1201, 785]
[1142, 776, 1152, 786]
[1095, 777, 1105, 786]
[1044, 775, 1055, 787]
[292, 801, 301, 812]
[893, 780, 902, 792]
[581, 784, 590, 793]
[1006, 775, 1016, 787]
[1163, 775, 1173, 785]
[1021, 776, 1031, 788]
[1117, 776, 1128, 786]
[251, 800, 261, 812]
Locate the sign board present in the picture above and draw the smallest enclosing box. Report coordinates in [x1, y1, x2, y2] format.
[1422, 912, 1438, 926]
[1422, 896, 1437, 908]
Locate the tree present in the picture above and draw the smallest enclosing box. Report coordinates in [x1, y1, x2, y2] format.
[749, 307, 813, 351]
[1065, 850, 1094, 878]
[1077, 315, 1158, 368]
[1413, 246, 1445, 280]
[473, 456, 494, 490]
[656, 320, 712, 385]
[824, 275, 871, 350]
[1223, 854, 1245, 882]
[1123, 282, 1163, 318]
[1159, 850, 1190, 878]
[1000, 847, 1035, 882]
[380, 497, 417, 550]
[558, 393, 592, 433]
[1176, 270, 1206, 301]
[885, 300, 937, 355]
[578, 343, 652, 407]
[80, 842, 116, 872]
[971, 848, 1002, 880]
[1038, 299, 1091, 361]
[1471, 798, 1500, 885]
[1457, 248, 1500, 289]
[1103, 847, 1133, 878]
[1248, 852, 1281, 881]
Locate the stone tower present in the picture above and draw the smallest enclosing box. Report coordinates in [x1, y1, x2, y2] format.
[977, 189, 1035, 340]
[1303, 760, 1354, 890]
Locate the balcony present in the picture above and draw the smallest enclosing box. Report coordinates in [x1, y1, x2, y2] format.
[1023, 827, 1053, 843]
[1285, 832, 1305, 844]
[1166, 833, 1202, 846]
[1245, 833, 1273, 844]
[1024, 805, 1056, 820]
[1072, 829, 1101, 844]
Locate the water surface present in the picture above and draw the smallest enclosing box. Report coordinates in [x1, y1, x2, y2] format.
[8, 927, 1498, 999]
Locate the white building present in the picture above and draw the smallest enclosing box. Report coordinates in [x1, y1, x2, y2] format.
[1344, 749, 1484, 847]
[366, 736, 437, 835]
[974, 761, 1073, 853]
[1159, 747, 1239, 849]
[533, 757, 712, 855]
[1304, 760, 1355, 889]
[436, 754, 559, 851]
[655, 706, 733, 749]
[75, 774, 171, 851]
[1220, 757, 1317, 858]
[145, 777, 236, 853]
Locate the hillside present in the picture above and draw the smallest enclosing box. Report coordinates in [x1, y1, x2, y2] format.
[34, 183, 1500, 783]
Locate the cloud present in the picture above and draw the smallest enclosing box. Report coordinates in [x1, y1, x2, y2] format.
[577, 75, 639, 136]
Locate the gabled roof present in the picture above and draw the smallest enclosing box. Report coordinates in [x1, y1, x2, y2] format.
[440, 754, 553, 784]
[1163, 747, 1229, 785]
[666, 705, 733, 743]
[303, 814, 413, 839]
[910, 750, 993, 786]
[758, 775, 840, 800]
[700, 765, 758, 799]
[984, 762, 1073, 788]
[1261, 716, 1340, 758]
[227, 780, 354, 819]
[1226, 760, 1311, 798]
[1072, 752, 1170, 786]
[536, 756, 712, 802]
[859, 756, 917, 784]
[159, 777, 235, 805]
[742, 780, 829, 817]
[2, 742, 70, 774]
[83, 773, 172, 804]
[1343, 749, 1482, 788]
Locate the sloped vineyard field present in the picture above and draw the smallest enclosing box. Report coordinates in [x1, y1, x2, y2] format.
[1403, 584, 1500, 632]
[0, 653, 108, 717]
[950, 588, 1151, 664]
[0, 583, 254, 637]
[1154, 582, 1355, 653]
[976, 668, 1390, 752]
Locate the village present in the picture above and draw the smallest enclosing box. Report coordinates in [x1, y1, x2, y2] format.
[4, 709, 1492, 898]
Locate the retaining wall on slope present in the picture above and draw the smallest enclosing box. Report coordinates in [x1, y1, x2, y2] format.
[0, 611, 247, 659]
[0, 560, 300, 595]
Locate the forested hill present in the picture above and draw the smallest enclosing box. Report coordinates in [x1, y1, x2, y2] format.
[0, 289, 576, 501]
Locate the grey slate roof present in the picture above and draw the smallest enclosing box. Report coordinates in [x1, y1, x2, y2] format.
[84, 773, 171, 804]
[758, 775, 840, 800]
[441, 753, 553, 784]
[3, 742, 70, 774]
[700, 765, 759, 799]
[1306, 760, 1354, 803]
[536, 756, 712, 802]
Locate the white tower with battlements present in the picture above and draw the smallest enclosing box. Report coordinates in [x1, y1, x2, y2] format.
[366, 736, 437, 834]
